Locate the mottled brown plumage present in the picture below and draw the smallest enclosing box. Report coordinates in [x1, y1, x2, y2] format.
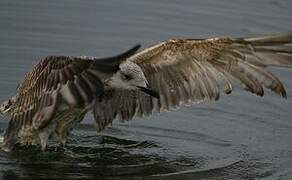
[1, 33, 291, 152]
[93, 33, 292, 129]
[1, 45, 140, 151]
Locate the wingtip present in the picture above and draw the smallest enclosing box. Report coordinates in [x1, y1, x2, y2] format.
[281, 92, 287, 99]
[132, 44, 141, 51]
[118, 44, 141, 59]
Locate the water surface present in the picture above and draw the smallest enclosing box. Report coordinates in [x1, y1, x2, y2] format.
[0, 0, 292, 179]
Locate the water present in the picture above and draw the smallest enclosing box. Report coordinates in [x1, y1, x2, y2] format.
[0, 0, 292, 179]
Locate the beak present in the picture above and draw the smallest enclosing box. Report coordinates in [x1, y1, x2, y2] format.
[137, 86, 160, 99]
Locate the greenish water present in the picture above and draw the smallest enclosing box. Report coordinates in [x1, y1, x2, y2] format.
[0, 0, 292, 179]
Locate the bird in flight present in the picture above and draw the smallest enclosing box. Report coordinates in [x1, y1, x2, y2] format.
[0, 33, 291, 152]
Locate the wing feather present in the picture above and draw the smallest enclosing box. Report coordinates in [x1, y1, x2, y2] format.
[3, 46, 140, 148]
[93, 33, 292, 132]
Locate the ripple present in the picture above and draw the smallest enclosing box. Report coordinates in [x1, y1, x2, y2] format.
[0, 127, 278, 180]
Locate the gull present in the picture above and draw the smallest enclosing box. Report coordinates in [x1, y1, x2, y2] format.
[0, 32, 292, 151]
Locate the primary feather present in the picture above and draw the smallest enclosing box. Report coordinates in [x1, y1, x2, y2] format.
[94, 33, 292, 129]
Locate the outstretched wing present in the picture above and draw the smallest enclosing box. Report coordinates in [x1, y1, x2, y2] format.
[93, 33, 292, 131]
[3, 45, 140, 148]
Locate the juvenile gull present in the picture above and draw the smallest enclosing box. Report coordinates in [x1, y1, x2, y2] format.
[1, 32, 292, 151]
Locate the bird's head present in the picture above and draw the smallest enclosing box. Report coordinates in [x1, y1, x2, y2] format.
[0, 97, 15, 115]
[105, 61, 159, 99]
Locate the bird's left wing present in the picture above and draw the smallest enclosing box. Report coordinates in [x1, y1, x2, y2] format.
[3, 46, 140, 149]
[93, 33, 292, 131]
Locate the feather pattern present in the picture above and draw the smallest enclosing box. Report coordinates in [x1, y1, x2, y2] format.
[2, 46, 140, 149]
[1, 33, 292, 150]
[93, 33, 292, 131]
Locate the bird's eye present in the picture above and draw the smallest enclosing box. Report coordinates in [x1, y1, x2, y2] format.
[121, 73, 132, 81]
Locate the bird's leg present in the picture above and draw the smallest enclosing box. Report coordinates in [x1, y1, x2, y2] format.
[51, 131, 66, 152]
[38, 121, 57, 151]
[59, 134, 67, 149]
[39, 131, 49, 151]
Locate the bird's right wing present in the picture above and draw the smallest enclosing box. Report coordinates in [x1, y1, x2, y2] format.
[93, 33, 292, 131]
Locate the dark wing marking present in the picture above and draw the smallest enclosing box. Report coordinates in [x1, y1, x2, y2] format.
[3, 45, 140, 149]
